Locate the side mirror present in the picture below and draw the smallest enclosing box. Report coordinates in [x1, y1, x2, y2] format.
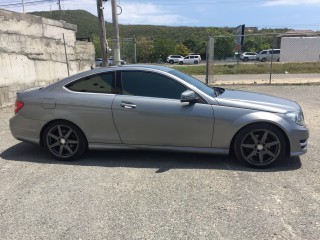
[180, 90, 198, 103]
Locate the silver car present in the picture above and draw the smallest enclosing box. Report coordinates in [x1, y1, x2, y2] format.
[10, 65, 308, 167]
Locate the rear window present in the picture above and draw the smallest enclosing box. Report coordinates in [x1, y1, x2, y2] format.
[66, 72, 115, 94]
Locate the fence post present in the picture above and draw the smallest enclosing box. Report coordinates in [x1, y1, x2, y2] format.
[133, 34, 137, 64]
[206, 35, 210, 85]
[62, 33, 70, 76]
[269, 33, 276, 84]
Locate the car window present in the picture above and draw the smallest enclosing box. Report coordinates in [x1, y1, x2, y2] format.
[66, 72, 115, 94]
[169, 70, 215, 97]
[121, 71, 187, 100]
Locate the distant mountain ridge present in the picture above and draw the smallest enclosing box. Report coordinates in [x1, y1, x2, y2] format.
[30, 10, 234, 42]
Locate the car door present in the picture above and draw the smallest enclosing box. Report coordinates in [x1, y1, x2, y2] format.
[112, 70, 214, 147]
[62, 71, 121, 144]
[184, 56, 191, 64]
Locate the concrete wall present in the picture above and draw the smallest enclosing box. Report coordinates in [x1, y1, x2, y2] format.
[0, 9, 95, 107]
[280, 37, 320, 63]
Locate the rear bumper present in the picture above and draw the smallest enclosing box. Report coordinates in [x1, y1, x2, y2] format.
[10, 114, 45, 145]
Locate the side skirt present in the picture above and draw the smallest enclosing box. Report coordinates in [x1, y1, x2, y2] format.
[88, 143, 229, 155]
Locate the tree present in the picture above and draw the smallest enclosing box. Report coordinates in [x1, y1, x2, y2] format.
[214, 36, 234, 60]
[175, 44, 189, 56]
[136, 37, 153, 63]
[151, 38, 175, 62]
[183, 39, 197, 52]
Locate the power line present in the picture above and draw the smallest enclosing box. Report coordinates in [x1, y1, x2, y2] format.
[0, 0, 55, 7]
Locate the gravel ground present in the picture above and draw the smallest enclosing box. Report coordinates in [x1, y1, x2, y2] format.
[0, 85, 319, 240]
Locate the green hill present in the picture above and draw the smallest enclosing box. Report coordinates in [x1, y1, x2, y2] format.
[30, 10, 233, 41]
[30, 10, 288, 62]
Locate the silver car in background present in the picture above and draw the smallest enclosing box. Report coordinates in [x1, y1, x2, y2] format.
[10, 65, 308, 168]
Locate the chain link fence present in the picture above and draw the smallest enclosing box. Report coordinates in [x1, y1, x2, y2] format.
[108, 37, 136, 64]
[206, 33, 320, 85]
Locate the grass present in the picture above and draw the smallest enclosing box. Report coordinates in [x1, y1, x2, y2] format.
[172, 62, 320, 75]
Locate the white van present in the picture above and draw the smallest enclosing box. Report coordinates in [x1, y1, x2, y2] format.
[179, 55, 201, 64]
[258, 49, 281, 62]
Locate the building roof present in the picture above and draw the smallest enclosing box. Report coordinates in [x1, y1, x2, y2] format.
[277, 30, 319, 38]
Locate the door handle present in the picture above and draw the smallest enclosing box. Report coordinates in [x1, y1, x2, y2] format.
[120, 102, 136, 109]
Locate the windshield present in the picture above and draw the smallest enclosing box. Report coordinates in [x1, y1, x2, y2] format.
[169, 69, 218, 97]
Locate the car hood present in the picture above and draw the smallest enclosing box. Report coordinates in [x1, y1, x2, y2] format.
[215, 89, 301, 113]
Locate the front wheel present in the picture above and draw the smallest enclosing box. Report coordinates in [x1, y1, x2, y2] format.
[194, 61, 199, 64]
[43, 121, 87, 160]
[179, 61, 183, 65]
[233, 123, 287, 168]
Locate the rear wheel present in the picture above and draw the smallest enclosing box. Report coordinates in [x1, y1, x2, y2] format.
[179, 61, 183, 65]
[234, 123, 287, 168]
[194, 61, 199, 64]
[169, 60, 174, 64]
[261, 58, 266, 62]
[43, 121, 87, 160]
[244, 57, 249, 62]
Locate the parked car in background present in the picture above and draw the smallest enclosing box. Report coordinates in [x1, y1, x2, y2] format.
[95, 58, 126, 67]
[240, 52, 258, 62]
[10, 65, 308, 168]
[258, 49, 281, 62]
[179, 55, 202, 64]
[166, 55, 184, 64]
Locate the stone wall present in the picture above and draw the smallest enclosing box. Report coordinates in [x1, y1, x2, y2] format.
[0, 9, 95, 107]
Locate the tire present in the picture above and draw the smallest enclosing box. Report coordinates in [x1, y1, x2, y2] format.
[233, 123, 287, 168]
[169, 60, 174, 64]
[179, 61, 183, 65]
[244, 57, 249, 62]
[43, 121, 87, 161]
[261, 58, 266, 62]
[194, 61, 199, 64]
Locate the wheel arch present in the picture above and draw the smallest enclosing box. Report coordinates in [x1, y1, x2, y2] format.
[229, 121, 291, 157]
[40, 119, 88, 147]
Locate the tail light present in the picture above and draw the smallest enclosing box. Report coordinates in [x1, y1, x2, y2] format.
[15, 101, 24, 114]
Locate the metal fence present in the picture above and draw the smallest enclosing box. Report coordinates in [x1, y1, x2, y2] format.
[206, 33, 320, 85]
[108, 37, 136, 64]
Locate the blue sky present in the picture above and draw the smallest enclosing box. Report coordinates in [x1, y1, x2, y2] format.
[1, 0, 320, 30]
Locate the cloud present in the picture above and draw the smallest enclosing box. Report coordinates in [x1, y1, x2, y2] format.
[104, 2, 198, 26]
[263, 0, 320, 6]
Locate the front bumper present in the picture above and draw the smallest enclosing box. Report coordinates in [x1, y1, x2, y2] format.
[288, 125, 309, 157]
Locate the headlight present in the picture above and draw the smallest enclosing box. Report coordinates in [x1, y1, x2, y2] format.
[285, 111, 305, 126]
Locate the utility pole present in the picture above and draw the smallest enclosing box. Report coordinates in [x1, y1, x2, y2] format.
[111, 0, 121, 66]
[22, 0, 25, 13]
[57, 0, 61, 10]
[96, 0, 108, 67]
[57, 0, 62, 19]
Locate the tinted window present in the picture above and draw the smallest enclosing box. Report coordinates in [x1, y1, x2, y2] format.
[260, 51, 267, 54]
[169, 70, 215, 97]
[66, 72, 115, 94]
[121, 71, 187, 99]
[272, 50, 280, 54]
